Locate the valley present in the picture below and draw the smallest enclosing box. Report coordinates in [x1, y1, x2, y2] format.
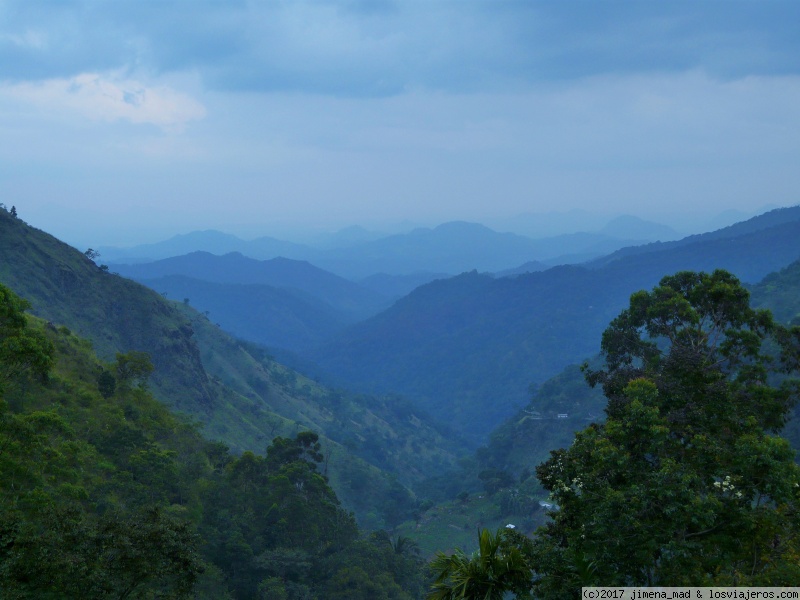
[3, 204, 800, 596]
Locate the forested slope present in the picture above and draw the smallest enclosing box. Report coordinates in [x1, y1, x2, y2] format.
[114, 251, 390, 321]
[0, 209, 465, 528]
[307, 208, 800, 440]
[0, 285, 426, 598]
[465, 258, 800, 493]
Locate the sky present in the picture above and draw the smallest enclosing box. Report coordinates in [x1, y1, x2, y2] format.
[1, 0, 800, 247]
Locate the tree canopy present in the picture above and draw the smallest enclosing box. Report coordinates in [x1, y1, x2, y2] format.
[532, 270, 800, 594]
[428, 270, 800, 599]
[0, 283, 426, 598]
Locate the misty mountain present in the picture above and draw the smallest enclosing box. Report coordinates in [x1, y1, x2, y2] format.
[308, 225, 387, 249]
[304, 207, 800, 440]
[310, 221, 547, 279]
[305, 266, 625, 439]
[598, 214, 681, 241]
[493, 260, 549, 278]
[140, 275, 349, 351]
[489, 209, 611, 238]
[589, 205, 800, 270]
[100, 230, 317, 264]
[113, 251, 389, 321]
[0, 210, 465, 525]
[101, 220, 663, 281]
[696, 205, 781, 233]
[357, 271, 450, 299]
[480, 255, 800, 484]
[313, 221, 654, 279]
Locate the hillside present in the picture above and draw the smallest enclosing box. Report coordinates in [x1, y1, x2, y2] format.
[589, 204, 800, 269]
[306, 266, 627, 439]
[750, 258, 800, 325]
[114, 252, 389, 320]
[0, 210, 466, 527]
[138, 275, 350, 351]
[402, 261, 800, 556]
[484, 260, 800, 475]
[111, 252, 395, 350]
[306, 207, 800, 440]
[0, 287, 425, 598]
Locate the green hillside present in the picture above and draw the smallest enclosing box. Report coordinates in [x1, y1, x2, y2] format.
[751, 258, 800, 325]
[404, 262, 800, 557]
[0, 209, 465, 529]
[0, 284, 425, 598]
[471, 259, 800, 495]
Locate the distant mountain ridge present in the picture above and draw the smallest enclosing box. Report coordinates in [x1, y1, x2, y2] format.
[99, 230, 313, 264]
[304, 207, 800, 440]
[599, 214, 680, 241]
[101, 217, 680, 280]
[114, 252, 390, 320]
[139, 275, 349, 351]
[589, 204, 800, 269]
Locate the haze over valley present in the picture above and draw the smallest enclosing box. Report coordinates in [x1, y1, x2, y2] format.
[3, 1, 800, 597]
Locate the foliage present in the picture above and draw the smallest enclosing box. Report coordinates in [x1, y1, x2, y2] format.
[0, 285, 53, 392]
[751, 258, 800, 325]
[115, 350, 155, 390]
[427, 528, 533, 600]
[531, 270, 800, 596]
[0, 284, 426, 598]
[0, 203, 463, 529]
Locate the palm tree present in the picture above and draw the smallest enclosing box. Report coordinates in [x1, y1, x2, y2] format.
[392, 535, 420, 556]
[427, 528, 532, 600]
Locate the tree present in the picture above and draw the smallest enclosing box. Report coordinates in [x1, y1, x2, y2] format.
[115, 351, 154, 390]
[0, 284, 54, 392]
[428, 528, 533, 600]
[266, 431, 324, 470]
[530, 270, 800, 596]
[96, 369, 116, 398]
[84, 248, 100, 261]
[9, 205, 17, 218]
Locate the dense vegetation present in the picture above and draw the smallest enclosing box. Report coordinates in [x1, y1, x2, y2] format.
[0, 208, 466, 530]
[465, 256, 800, 502]
[0, 283, 426, 598]
[429, 270, 800, 597]
[6, 202, 800, 597]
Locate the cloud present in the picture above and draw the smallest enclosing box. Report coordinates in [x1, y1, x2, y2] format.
[1, 29, 48, 50]
[0, 72, 206, 131]
[2, 1, 800, 97]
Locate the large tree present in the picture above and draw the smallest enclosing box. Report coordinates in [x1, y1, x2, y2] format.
[531, 270, 800, 596]
[0, 284, 53, 392]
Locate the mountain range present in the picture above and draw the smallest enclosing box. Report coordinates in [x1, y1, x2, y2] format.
[100, 216, 680, 279]
[303, 206, 800, 439]
[93, 205, 800, 442]
[4, 202, 800, 563]
[112, 252, 392, 350]
[0, 210, 466, 528]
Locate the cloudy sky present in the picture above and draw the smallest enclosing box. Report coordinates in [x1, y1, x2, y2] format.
[2, 0, 799, 246]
